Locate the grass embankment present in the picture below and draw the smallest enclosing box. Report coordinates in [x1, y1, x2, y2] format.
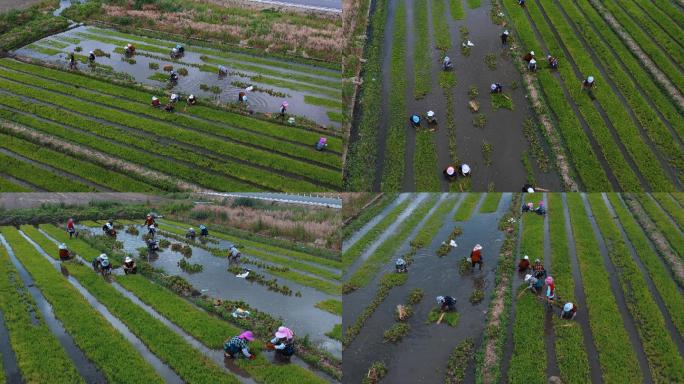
[342, 196, 413, 268]
[507, 195, 546, 383]
[315, 299, 342, 316]
[0, 2, 69, 52]
[479, 193, 502, 213]
[629, 194, 683, 259]
[453, 193, 481, 221]
[343, 195, 439, 292]
[0, 227, 163, 383]
[381, 0, 408, 191]
[587, 195, 684, 382]
[547, 194, 589, 384]
[565, 194, 641, 383]
[0, 232, 84, 384]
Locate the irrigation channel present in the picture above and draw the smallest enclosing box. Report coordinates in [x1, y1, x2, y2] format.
[341, 191, 684, 383]
[347, 0, 562, 191]
[14, 25, 342, 128]
[76, 219, 342, 359]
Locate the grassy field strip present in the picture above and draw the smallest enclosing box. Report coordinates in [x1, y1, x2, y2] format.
[478, 193, 502, 213]
[606, 194, 684, 337]
[537, 1, 681, 188]
[0, 59, 343, 151]
[413, 0, 430, 99]
[342, 195, 414, 268]
[557, 1, 684, 173]
[381, 0, 408, 191]
[413, 131, 440, 191]
[650, 193, 684, 231]
[528, 0, 673, 191]
[410, 194, 461, 247]
[9, 226, 168, 383]
[0, 101, 293, 192]
[466, 0, 480, 8]
[83, 28, 340, 79]
[0, 133, 157, 192]
[548, 194, 589, 384]
[0, 151, 91, 192]
[342, 194, 396, 241]
[344, 0, 388, 190]
[343, 194, 439, 292]
[631, 194, 683, 260]
[303, 95, 342, 110]
[158, 220, 341, 269]
[22, 227, 240, 384]
[0, 68, 341, 172]
[565, 193, 641, 383]
[570, 1, 684, 143]
[315, 299, 342, 316]
[0, 234, 84, 383]
[157, 223, 339, 281]
[626, 0, 684, 44]
[453, 193, 481, 221]
[0, 77, 340, 189]
[652, 0, 684, 29]
[33, 226, 330, 383]
[594, 1, 684, 94]
[0, 177, 31, 192]
[507, 195, 546, 383]
[587, 194, 684, 382]
[502, 1, 611, 191]
[449, 0, 465, 19]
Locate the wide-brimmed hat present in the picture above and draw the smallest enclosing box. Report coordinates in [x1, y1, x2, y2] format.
[59, 243, 67, 250]
[239, 331, 255, 341]
[523, 255, 529, 260]
[473, 244, 482, 251]
[564, 302, 573, 312]
[446, 166, 455, 176]
[461, 164, 471, 174]
[527, 187, 534, 193]
[125, 257, 132, 263]
[524, 274, 532, 282]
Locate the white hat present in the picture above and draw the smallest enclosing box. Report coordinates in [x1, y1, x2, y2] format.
[152, 96, 158, 101]
[587, 76, 594, 83]
[491, 83, 497, 91]
[474, 244, 482, 251]
[127, 43, 132, 47]
[446, 166, 455, 176]
[100, 253, 107, 259]
[535, 258, 541, 263]
[427, 110, 435, 117]
[59, 243, 67, 250]
[461, 164, 471, 174]
[189, 94, 194, 99]
[396, 258, 406, 265]
[125, 257, 132, 263]
[189, 227, 194, 231]
[524, 255, 529, 260]
[504, 30, 509, 35]
[171, 93, 178, 98]
[89, 51, 94, 54]
[436, 296, 445, 304]
[530, 51, 535, 56]
[524, 274, 532, 282]
[527, 187, 534, 193]
[564, 302, 573, 312]
[444, 56, 450, 61]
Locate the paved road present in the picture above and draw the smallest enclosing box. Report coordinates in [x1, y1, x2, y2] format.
[202, 192, 342, 208]
[0, 193, 169, 209]
[244, 0, 341, 12]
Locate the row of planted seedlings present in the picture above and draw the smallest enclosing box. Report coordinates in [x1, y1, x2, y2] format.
[29, 223, 341, 382]
[649, 193, 684, 230]
[0, 149, 95, 192]
[340, 193, 398, 241]
[0, 59, 342, 191]
[507, 0, 677, 191]
[626, 194, 683, 259]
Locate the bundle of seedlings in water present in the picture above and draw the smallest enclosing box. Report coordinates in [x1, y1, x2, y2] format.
[170, 243, 183, 252]
[226, 265, 293, 296]
[363, 361, 388, 384]
[148, 62, 159, 70]
[178, 258, 203, 273]
[231, 81, 287, 97]
[458, 257, 472, 275]
[113, 223, 124, 230]
[180, 245, 192, 258]
[395, 304, 413, 321]
[469, 288, 484, 304]
[93, 48, 109, 58]
[445, 338, 474, 384]
[158, 239, 171, 248]
[427, 307, 460, 327]
[142, 232, 154, 241]
[468, 86, 479, 100]
[383, 323, 410, 342]
[484, 54, 497, 70]
[242, 258, 289, 272]
[482, 141, 493, 165]
[437, 226, 463, 257]
[407, 288, 424, 304]
[473, 113, 487, 128]
[460, 26, 471, 56]
[163, 65, 173, 72]
[177, 67, 188, 76]
[199, 83, 209, 91]
[125, 226, 139, 235]
[74, 46, 82, 52]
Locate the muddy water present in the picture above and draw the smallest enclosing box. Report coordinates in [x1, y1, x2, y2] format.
[0, 307, 22, 383]
[343, 194, 408, 251]
[23, 231, 184, 384]
[15, 26, 339, 127]
[343, 193, 511, 383]
[0, 233, 107, 383]
[79, 226, 342, 358]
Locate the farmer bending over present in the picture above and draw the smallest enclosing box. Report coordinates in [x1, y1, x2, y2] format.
[123, 257, 137, 275]
[561, 302, 577, 320]
[66, 217, 78, 238]
[437, 296, 457, 312]
[490, 83, 503, 93]
[395, 258, 407, 273]
[443, 165, 458, 181]
[199, 224, 209, 237]
[523, 51, 535, 62]
[186, 227, 196, 240]
[443, 56, 453, 70]
[501, 30, 509, 47]
[59, 243, 71, 261]
[582, 76, 595, 90]
[547, 55, 558, 69]
[267, 327, 295, 358]
[459, 164, 471, 177]
[524, 273, 542, 294]
[224, 331, 256, 359]
[545, 276, 556, 304]
[518, 255, 530, 272]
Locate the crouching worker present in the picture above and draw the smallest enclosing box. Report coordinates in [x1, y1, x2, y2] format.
[561, 302, 577, 320]
[437, 295, 456, 312]
[316, 137, 328, 151]
[187, 94, 196, 105]
[151, 96, 161, 107]
[470, 244, 483, 271]
[66, 217, 78, 238]
[524, 273, 542, 294]
[92, 254, 111, 274]
[443, 56, 453, 71]
[229, 245, 241, 262]
[123, 256, 137, 275]
[147, 238, 159, 253]
[443, 165, 457, 181]
[224, 331, 256, 360]
[518, 255, 530, 272]
[199, 224, 209, 237]
[490, 83, 503, 93]
[59, 243, 71, 261]
[395, 258, 407, 273]
[102, 221, 116, 237]
[267, 327, 295, 359]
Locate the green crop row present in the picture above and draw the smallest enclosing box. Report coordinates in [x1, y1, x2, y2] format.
[413, 0, 431, 99]
[595, 1, 684, 94]
[501, 1, 611, 191]
[344, 194, 439, 292]
[507, 195, 546, 383]
[467, 0, 481, 8]
[628, 0, 684, 43]
[433, 0, 452, 52]
[344, 0, 388, 190]
[342, 196, 414, 268]
[547, 194, 590, 384]
[450, 0, 465, 20]
[479, 193, 502, 213]
[453, 193, 480, 221]
[159, 220, 341, 269]
[303, 95, 342, 110]
[535, 0, 678, 189]
[563, 1, 684, 156]
[0, 59, 343, 152]
[0, 234, 84, 383]
[22, 227, 239, 384]
[0, 67, 341, 172]
[315, 299, 342, 316]
[650, 193, 684, 231]
[630, 194, 683, 259]
[0, 177, 30, 192]
[413, 131, 440, 191]
[12, 226, 166, 383]
[587, 194, 684, 382]
[0, 133, 157, 192]
[523, 1, 665, 191]
[565, 193, 641, 383]
[380, 0, 408, 191]
[0, 77, 338, 190]
[342, 194, 396, 241]
[0, 151, 91, 192]
[670, 193, 684, 207]
[606, 194, 684, 336]
[26, 43, 62, 56]
[652, 0, 684, 29]
[411, 195, 461, 247]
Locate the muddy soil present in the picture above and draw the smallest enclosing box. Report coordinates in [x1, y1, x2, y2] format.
[343, 193, 512, 383]
[15, 26, 339, 127]
[80, 225, 342, 357]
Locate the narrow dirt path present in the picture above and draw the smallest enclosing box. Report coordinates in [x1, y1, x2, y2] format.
[579, 193, 652, 383]
[0, 310, 21, 383]
[560, 193, 601, 383]
[541, 193, 559, 379]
